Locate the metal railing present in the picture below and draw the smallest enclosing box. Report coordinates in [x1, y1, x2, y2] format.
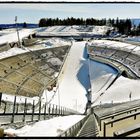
[0, 94, 79, 125]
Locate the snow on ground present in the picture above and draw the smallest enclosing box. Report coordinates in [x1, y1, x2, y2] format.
[88, 39, 140, 55]
[0, 28, 18, 36]
[92, 26, 113, 35]
[0, 47, 47, 60]
[87, 39, 140, 106]
[41, 37, 71, 47]
[126, 36, 140, 42]
[89, 60, 118, 103]
[0, 38, 71, 60]
[0, 47, 29, 60]
[36, 25, 112, 36]
[48, 41, 89, 113]
[92, 76, 140, 106]
[1, 26, 140, 136]
[5, 115, 85, 137]
[0, 29, 35, 45]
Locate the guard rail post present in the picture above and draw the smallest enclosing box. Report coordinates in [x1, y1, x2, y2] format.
[51, 104, 53, 117]
[23, 98, 27, 122]
[16, 103, 19, 114]
[61, 107, 63, 116]
[32, 100, 35, 122]
[103, 122, 106, 137]
[58, 106, 60, 116]
[55, 105, 57, 116]
[100, 119, 102, 131]
[48, 104, 51, 118]
[44, 102, 47, 120]
[3, 102, 7, 114]
[38, 100, 41, 121]
[0, 92, 2, 106]
[11, 96, 17, 123]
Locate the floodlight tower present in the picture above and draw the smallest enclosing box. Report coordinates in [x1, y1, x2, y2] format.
[15, 16, 22, 48]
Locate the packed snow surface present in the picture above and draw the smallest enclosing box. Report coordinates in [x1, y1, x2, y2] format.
[92, 76, 140, 106]
[5, 115, 85, 137]
[87, 39, 140, 106]
[48, 41, 89, 113]
[41, 37, 71, 47]
[89, 60, 118, 103]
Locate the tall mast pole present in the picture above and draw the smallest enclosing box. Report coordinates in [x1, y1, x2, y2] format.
[15, 16, 21, 48]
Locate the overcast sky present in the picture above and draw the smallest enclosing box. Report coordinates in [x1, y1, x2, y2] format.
[0, 3, 140, 24]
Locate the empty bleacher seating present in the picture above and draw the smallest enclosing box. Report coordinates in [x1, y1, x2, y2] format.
[0, 45, 70, 97]
[87, 44, 140, 78]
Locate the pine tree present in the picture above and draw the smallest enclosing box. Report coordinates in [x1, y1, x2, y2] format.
[39, 18, 47, 27]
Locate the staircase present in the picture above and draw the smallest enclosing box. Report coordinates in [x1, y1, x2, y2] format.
[77, 114, 99, 137]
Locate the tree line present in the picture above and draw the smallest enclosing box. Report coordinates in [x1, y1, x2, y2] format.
[39, 17, 140, 36]
[39, 17, 107, 26]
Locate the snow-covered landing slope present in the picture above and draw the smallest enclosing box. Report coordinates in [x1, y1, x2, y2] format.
[92, 76, 140, 106]
[89, 60, 118, 103]
[49, 41, 89, 113]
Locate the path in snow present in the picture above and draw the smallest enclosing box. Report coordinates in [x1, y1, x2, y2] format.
[49, 41, 89, 113]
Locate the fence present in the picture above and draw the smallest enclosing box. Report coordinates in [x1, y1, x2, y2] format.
[0, 94, 79, 125]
